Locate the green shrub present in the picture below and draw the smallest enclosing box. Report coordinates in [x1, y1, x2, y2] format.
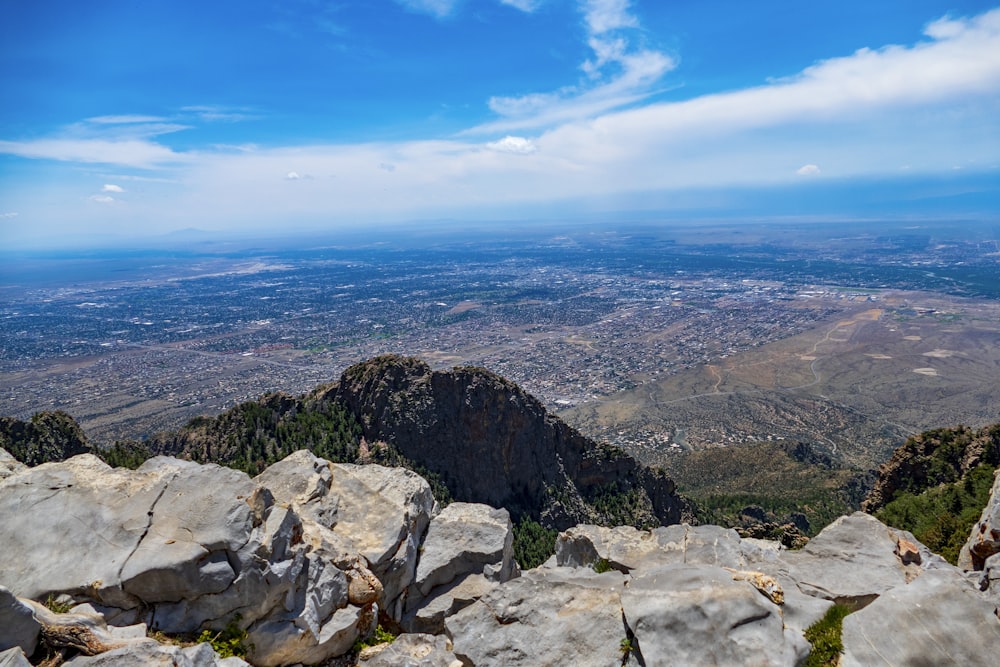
[803, 604, 851, 667]
[512, 518, 558, 569]
[876, 463, 995, 564]
[197, 616, 251, 659]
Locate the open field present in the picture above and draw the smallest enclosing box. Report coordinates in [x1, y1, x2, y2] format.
[560, 292, 1000, 469]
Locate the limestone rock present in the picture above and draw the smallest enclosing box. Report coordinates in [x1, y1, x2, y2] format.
[841, 568, 1000, 667]
[328, 462, 435, 619]
[402, 502, 518, 633]
[959, 467, 1000, 571]
[0, 648, 31, 667]
[778, 512, 941, 607]
[62, 641, 251, 666]
[555, 523, 776, 572]
[0, 587, 39, 655]
[0, 448, 26, 480]
[412, 503, 516, 597]
[445, 567, 628, 667]
[621, 565, 808, 666]
[403, 573, 496, 635]
[0, 453, 382, 667]
[360, 633, 462, 667]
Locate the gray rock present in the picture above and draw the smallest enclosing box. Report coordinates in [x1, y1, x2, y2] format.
[413, 503, 516, 597]
[0, 648, 31, 667]
[402, 573, 496, 635]
[326, 462, 435, 618]
[841, 567, 1000, 667]
[401, 502, 518, 633]
[445, 567, 628, 667]
[555, 523, 775, 572]
[959, 468, 1000, 571]
[0, 449, 25, 480]
[779, 512, 927, 606]
[360, 633, 463, 667]
[62, 641, 251, 666]
[0, 453, 380, 667]
[621, 565, 809, 666]
[0, 587, 39, 655]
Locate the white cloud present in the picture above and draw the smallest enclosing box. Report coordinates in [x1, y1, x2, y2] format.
[394, 0, 459, 19]
[581, 0, 638, 34]
[796, 164, 821, 176]
[472, 0, 676, 133]
[499, 0, 540, 12]
[182, 105, 258, 123]
[0, 138, 182, 168]
[102, 183, 125, 193]
[0, 212, 18, 219]
[89, 195, 115, 203]
[286, 171, 303, 180]
[487, 136, 538, 154]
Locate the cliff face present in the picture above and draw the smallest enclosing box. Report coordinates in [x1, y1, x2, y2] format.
[324, 355, 689, 529]
[863, 423, 1000, 513]
[0, 411, 90, 467]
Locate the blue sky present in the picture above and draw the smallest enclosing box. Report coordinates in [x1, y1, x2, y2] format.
[1, 0, 999, 247]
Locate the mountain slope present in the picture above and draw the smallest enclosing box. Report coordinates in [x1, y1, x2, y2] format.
[321, 355, 690, 529]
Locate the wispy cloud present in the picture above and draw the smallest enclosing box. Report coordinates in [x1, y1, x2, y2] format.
[89, 195, 115, 203]
[0, 138, 181, 169]
[0, 212, 18, 219]
[102, 183, 125, 193]
[395, 0, 460, 19]
[499, 0, 541, 12]
[797, 164, 821, 177]
[182, 105, 259, 123]
[470, 0, 676, 134]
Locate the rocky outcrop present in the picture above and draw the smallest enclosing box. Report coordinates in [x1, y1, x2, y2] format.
[0, 453, 381, 667]
[4, 446, 1000, 666]
[324, 355, 689, 529]
[402, 503, 519, 634]
[863, 423, 1000, 513]
[959, 467, 1000, 571]
[0, 411, 90, 467]
[841, 567, 1000, 666]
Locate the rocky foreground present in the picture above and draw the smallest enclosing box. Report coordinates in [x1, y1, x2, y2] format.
[1, 447, 999, 666]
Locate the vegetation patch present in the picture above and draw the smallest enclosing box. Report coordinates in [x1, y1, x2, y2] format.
[876, 463, 995, 564]
[512, 518, 558, 570]
[803, 604, 851, 667]
[196, 616, 252, 659]
[663, 441, 860, 537]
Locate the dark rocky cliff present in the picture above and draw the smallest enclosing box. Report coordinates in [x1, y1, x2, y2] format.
[322, 355, 690, 529]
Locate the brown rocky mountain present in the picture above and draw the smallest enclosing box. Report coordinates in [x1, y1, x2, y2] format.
[321, 355, 691, 529]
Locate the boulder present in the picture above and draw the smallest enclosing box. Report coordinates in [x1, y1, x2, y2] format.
[778, 512, 945, 607]
[620, 565, 808, 666]
[0, 648, 31, 667]
[412, 503, 516, 597]
[359, 633, 462, 667]
[0, 587, 39, 656]
[841, 568, 1000, 667]
[402, 502, 518, 633]
[0, 453, 383, 667]
[555, 523, 779, 572]
[0, 448, 25, 480]
[445, 567, 629, 667]
[62, 641, 251, 666]
[258, 452, 435, 620]
[959, 468, 1000, 571]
